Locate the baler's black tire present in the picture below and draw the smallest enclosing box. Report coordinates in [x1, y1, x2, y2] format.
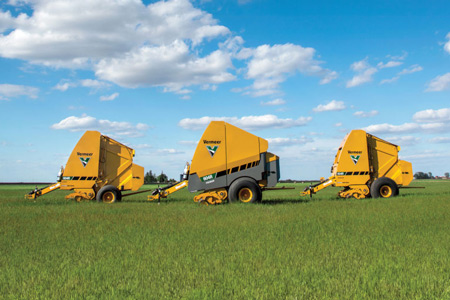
[228, 178, 262, 203]
[96, 185, 122, 203]
[370, 177, 398, 198]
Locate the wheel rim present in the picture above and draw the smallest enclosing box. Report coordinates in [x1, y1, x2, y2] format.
[238, 188, 253, 203]
[380, 185, 392, 198]
[102, 191, 116, 203]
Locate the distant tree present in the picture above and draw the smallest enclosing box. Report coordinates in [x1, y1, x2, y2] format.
[144, 170, 157, 184]
[414, 172, 432, 179]
[157, 171, 168, 183]
[445, 172, 450, 179]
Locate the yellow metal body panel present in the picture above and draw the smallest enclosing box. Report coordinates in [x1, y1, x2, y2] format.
[190, 121, 227, 177]
[302, 129, 413, 198]
[61, 131, 101, 190]
[331, 130, 371, 186]
[26, 130, 144, 200]
[190, 121, 269, 178]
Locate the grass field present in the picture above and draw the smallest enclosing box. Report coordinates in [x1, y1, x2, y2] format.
[1, 180, 450, 299]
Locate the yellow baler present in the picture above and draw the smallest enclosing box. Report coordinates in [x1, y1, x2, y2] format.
[150, 121, 280, 204]
[302, 130, 413, 199]
[26, 131, 144, 203]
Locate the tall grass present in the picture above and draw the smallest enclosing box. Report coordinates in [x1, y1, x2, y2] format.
[1, 181, 449, 299]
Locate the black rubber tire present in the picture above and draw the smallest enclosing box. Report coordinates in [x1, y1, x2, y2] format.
[228, 178, 262, 203]
[96, 185, 122, 203]
[370, 177, 399, 198]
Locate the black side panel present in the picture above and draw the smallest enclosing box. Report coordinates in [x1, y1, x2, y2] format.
[188, 153, 267, 192]
[266, 158, 280, 187]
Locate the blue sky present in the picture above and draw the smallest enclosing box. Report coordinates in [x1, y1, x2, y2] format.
[0, 0, 449, 182]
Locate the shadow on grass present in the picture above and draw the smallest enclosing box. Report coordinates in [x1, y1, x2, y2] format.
[261, 199, 310, 205]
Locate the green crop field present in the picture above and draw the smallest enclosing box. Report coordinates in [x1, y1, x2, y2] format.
[1, 180, 449, 299]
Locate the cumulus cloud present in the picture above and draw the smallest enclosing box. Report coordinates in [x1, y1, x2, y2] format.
[386, 136, 420, 146]
[353, 110, 379, 118]
[0, 83, 39, 100]
[346, 58, 377, 88]
[51, 114, 149, 137]
[266, 137, 313, 146]
[312, 100, 345, 112]
[100, 92, 119, 101]
[261, 98, 286, 106]
[95, 41, 235, 89]
[157, 148, 185, 155]
[398, 64, 423, 75]
[364, 122, 448, 134]
[239, 43, 336, 96]
[413, 108, 450, 123]
[377, 61, 403, 69]
[178, 114, 312, 131]
[425, 73, 450, 92]
[0, 0, 233, 92]
[429, 136, 450, 143]
[380, 64, 422, 85]
[53, 79, 111, 92]
[445, 32, 450, 54]
[0, 10, 16, 32]
[364, 108, 450, 134]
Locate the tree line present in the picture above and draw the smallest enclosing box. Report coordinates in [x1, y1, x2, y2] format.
[144, 170, 176, 184]
[414, 172, 450, 179]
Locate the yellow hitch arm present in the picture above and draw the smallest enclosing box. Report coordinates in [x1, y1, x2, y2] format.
[148, 180, 188, 201]
[25, 182, 61, 199]
[301, 177, 335, 197]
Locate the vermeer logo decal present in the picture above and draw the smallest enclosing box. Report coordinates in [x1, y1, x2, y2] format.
[206, 145, 219, 157]
[79, 157, 91, 167]
[350, 155, 360, 165]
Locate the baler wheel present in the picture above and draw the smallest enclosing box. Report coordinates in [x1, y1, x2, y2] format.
[96, 185, 122, 203]
[370, 177, 398, 198]
[228, 178, 262, 203]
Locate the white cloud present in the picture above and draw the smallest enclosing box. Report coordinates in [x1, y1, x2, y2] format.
[398, 64, 423, 75]
[350, 58, 370, 72]
[425, 73, 450, 92]
[313, 100, 346, 112]
[0, 10, 16, 32]
[380, 64, 422, 85]
[0, 83, 39, 100]
[157, 148, 185, 155]
[80, 79, 111, 89]
[53, 79, 112, 92]
[178, 140, 198, 146]
[429, 136, 450, 143]
[178, 114, 312, 131]
[241, 43, 336, 96]
[100, 92, 119, 101]
[95, 41, 235, 89]
[353, 110, 379, 118]
[413, 108, 450, 123]
[319, 71, 338, 84]
[266, 137, 313, 146]
[387, 52, 408, 60]
[51, 114, 149, 137]
[346, 58, 378, 88]
[386, 136, 420, 146]
[261, 98, 286, 106]
[0, 0, 233, 92]
[380, 76, 400, 84]
[377, 61, 403, 69]
[444, 32, 450, 54]
[364, 122, 449, 134]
